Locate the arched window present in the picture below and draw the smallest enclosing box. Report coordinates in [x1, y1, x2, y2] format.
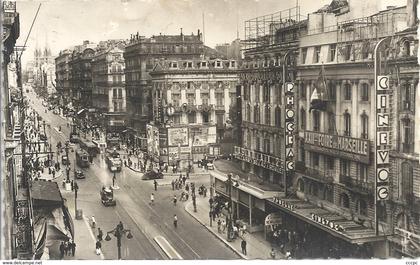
[275, 106, 281, 127]
[300, 108, 306, 130]
[297, 179, 305, 192]
[357, 199, 367, 216]
[265, 105, 271, 125]
[344, 111, 351, 136]
[254, 105, 260, 123]
[340, 193, 350, 208]
[361, 113, 369, 139]
[246, 104, 251, 122]
[401, 162, 413, 201]
[402, 40, 411, 56]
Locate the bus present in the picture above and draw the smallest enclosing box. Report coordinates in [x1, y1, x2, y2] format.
[76, 149, 90, 168]
[79, 139, 99, 158]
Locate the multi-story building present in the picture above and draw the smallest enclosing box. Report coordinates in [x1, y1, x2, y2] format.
[55, 49, 73, 107]
[123, 31, 204, 149]
[213, 6, 307, 235]
[69, 40, 96, 110]
[149, 58, 239, 168]
[91, 41, 127, 144]
[295, 2, 417, 258]
[215, 38, 243, 62]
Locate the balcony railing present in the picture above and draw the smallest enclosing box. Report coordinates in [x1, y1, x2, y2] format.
[339, 175, 373, 194]
[304, 167, 334, 183]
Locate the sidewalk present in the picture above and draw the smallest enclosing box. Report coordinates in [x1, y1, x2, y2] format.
[184, 196, 284, 260]
[58, 180, 104, 260]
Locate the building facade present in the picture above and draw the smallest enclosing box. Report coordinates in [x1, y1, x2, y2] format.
[123, 31, 204, 149]
[91, 42, 127, 143]
[55, 49, 72, 107]
[149, 58, 239, 168]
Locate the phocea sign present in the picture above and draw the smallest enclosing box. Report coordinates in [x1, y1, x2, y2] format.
[285, 83, 295, 176]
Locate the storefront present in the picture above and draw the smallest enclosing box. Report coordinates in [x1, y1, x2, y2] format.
[264, 197, 388, 258]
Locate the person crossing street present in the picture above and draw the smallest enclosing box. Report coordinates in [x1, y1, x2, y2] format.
[173, 214, 178, 228]
[150, 193, 155, 205]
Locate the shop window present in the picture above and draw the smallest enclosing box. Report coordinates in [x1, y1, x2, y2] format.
[360, 83, 369, 101]
[275, 106, 281, 127]
[340, 193, 350, 208]
[357, 199, 367, 216]
[300, 108, 306, 130]
[297, 179, 305, 192]
[344, 111, 351, 136]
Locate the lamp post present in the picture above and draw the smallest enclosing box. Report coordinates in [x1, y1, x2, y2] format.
[64, 141, 70, 183]
[225, 173, 239, 241]
[105, 222, 133, 260]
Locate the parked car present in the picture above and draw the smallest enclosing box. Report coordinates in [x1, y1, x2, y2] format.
[75, 169, 85, 179]
[142, 169, 163, 180]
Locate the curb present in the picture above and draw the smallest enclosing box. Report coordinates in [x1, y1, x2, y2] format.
[183, 202, 247, 259]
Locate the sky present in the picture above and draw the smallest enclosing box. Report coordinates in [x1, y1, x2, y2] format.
[15, 0, 406, 65]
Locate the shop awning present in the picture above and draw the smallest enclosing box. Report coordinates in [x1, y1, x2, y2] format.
[268, 197, 386, 244]
[31, 180, 63, 208]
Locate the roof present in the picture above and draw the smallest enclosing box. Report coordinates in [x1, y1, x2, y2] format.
[31, 180, 63, 205]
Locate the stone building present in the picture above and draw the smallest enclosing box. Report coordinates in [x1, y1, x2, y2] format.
[149, 58, 239, 168]
[123, 31, 204, 149]
[55, 49, 72, 106]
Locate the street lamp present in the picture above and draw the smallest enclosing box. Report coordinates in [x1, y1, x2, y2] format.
[64, 141, 70, 183]
[105, 222, 133, 260]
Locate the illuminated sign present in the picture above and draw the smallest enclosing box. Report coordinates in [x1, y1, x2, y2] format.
[272, 197, 296, 211]
[285, 83, 295, 176]
[376, 75, 391, 201]
[310, 213, 345, 232]
[234, 146, 283, 174]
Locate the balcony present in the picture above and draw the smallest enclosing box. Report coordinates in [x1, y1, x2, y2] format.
[339, 175, 373, 194]
[303, 167, 334, 183]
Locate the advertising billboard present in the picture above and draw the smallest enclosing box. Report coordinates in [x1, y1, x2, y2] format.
[168, 127, 189, 147]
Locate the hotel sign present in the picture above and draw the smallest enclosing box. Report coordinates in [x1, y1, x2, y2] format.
[376, 75, 391, 201]
[304, 131, 370, 164]
[234, 146, 283, 174]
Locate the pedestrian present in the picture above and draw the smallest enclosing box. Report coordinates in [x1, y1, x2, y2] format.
[150, 193, 155, 205]
[241, 239, 247, 255]
[182, 175, 186, 185]
[64, 240, 69, 256]
[185, 183, 190, 193]
[270, 248, 276, 259]
[173, 195, 177, 206]
[97, 228, 103, 241]
[91, 216, 96, 228]
[71, 240, 76, 257]
[173, 214, 178, 228]
[221, 219, 226, 232]
[217, 219, 222, 233]
[59, 241, 65, 259]
[171, 180, 175, 190]
[95, 240, 102, 255]
[154, 180, 158, 191]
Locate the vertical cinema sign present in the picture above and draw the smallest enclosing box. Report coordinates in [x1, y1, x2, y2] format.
[376, 76, 391, 201]
[285, 83, 295, 181]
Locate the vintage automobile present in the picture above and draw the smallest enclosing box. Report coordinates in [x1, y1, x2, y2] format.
[75, 169, 85, 179]
[100, 187, 116, 206]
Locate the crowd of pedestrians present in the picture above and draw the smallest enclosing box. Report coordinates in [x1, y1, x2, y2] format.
[59, 239, 76, 259]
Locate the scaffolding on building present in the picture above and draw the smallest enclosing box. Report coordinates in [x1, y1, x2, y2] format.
[243, 6, 306, 51]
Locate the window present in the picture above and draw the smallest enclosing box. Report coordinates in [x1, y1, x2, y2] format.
[326, 156, 335, 170]
[256, 136, 261, 151]
[312, 153, 319, 167]
[187, 93, 195, 105]
[314, 46, 321, 63]
[275, 106, 281, 127]
[340, 159, 350, 176]
[358, 164, 368, 182]
[300, 144, 305, 162]
[255, 85, 260, 102]
[254, 105, 260, 123]
[344, 83, 352, 100]
[329, 44, 336, 62]
[298, 179, 305, 192]
[188, 112, 196, 123]
[361, 83, 369, 101]
[401, 162, 413, 201]
[187, 62, 193, 68]
[300, 108, 306, 130]
[328, 112, 336, 134]
[216, 60, 221, 68]
[265, 105, 271, 125]
[402, 119, 414, 153]
[246, 104, 251, 122]
[301, 48, 307, 64]
[402, 83, 411, 110]
[361, 113, 368, 139]
[344, 44, 352, 60]
[216, 113, 224, 127]
[216, 93, 223, 106]
[263, 84, 270, 102]
[313, 110, 320, 132]
[202, 112, 209, 123]
[324, 187, 334, 203]
[344, 112, 351, 136]
[357, 199, 367, 216]
[310, 183, 319, 197]
[201, 61, 207, 67]
[328, 82, 336, 101]
[300, 83, 306, 99]
[340, 193, 350, 208]
[263, 138, 270, 154]
[402, 40, 411, 56]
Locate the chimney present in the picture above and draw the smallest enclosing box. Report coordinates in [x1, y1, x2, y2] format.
[180, 28, 184, 41]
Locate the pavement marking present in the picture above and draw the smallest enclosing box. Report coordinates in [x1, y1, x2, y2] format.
[82, 215, 105, 260]
[154, 236, 183, 260]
